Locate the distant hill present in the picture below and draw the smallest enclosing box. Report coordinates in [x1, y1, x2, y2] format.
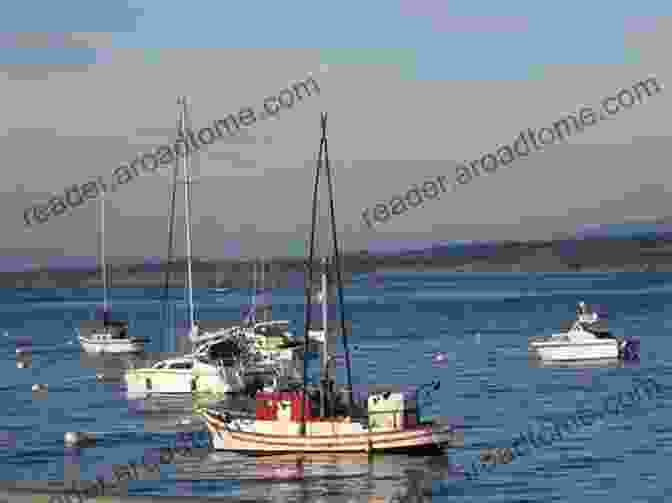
[2, 232, 672, 289]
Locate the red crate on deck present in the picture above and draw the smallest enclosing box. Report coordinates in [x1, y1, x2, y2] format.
[290, 391, 314, 422]
[254, 391, 314, 422]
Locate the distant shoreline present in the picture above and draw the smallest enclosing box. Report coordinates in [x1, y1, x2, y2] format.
[2, 235, 671, 289]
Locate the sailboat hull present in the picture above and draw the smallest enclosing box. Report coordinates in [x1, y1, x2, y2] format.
[202, 412, 463, 454]
[78, 336, 145, 354]
[124, 367, 245, 395]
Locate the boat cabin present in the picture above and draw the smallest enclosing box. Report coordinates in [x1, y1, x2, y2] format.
[254, 388, 420, 431]
[151, 359, 194, 370]
[251, 321, 294, 351]
[206, 337, 246, 365]
[80, 320, 129, 340]
[367, 391, 418, 430]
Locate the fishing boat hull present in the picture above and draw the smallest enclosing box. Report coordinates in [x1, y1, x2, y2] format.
[124, 366, 245, 395]
[202, 411, 462, 454]
[78, 336, 145, 354]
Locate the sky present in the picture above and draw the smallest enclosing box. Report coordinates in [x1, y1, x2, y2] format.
[1, 0, 671, 267]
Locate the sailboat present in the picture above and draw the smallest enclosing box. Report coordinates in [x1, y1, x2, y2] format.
[200, 113, 463, 453]
[123, 96, 246, 395]
[78, 193, 148, 354]
[239, 259, 307, 361]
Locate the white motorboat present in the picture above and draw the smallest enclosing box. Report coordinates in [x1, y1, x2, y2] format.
[79, 194, 147, 354]
[529, 302, 639, 362]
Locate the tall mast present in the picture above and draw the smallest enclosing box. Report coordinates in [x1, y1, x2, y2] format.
[100, 192, 108, 324]
[302, 113, 354, 429]
[261, 256, 266, 322]
[251, 259, 257, 324]
[322, 113, 354, 414]
[178, 96, 195, 331]
[319, 256, 329, 417]
[321, 257, 328, 373]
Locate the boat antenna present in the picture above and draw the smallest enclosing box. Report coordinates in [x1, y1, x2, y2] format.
[161, 116, 181, 350]
[321, 113, 354, 415]
[178, 96, 195, 334]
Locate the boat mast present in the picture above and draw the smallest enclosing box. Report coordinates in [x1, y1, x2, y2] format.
[302, 113, 354, 430]
[260, 257, 265, 322]
[322, 113, 354, 414]
[99, 191, 109, 325]
[178, 96, 195, 332]
[250, 259, 256, 324]
[320, 256, 330, 417]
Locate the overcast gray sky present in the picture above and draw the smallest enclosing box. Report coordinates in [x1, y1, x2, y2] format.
[2, 3, 670, 266]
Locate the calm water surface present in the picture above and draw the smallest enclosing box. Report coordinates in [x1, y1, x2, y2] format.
[1, 272, 669, 502]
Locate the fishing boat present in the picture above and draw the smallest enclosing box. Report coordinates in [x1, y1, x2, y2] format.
[78, 194, 148, 354]
[201, 113, 463, 454]
[123, 96, 245, 395]
[528, 302, 640, 362]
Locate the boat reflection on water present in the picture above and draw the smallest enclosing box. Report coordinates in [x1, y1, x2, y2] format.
[117, 389, 256, 433]
[177, 450, 462, 502]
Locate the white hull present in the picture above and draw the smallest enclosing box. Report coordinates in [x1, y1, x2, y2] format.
[124, 363, 245, 395]
[79, 336, 144, 354]
[529, 331, 620, 361]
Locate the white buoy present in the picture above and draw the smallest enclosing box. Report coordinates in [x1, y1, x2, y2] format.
[64, 431, 94, 447]
[32, 384, 47, 392]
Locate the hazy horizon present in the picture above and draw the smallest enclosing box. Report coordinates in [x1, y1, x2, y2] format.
[2, 3, 671, 267]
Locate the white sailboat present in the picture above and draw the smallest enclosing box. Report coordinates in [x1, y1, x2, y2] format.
[124, 96, 245, 395]
[78, 193, 147, 354]
[239, 259, 301, 361]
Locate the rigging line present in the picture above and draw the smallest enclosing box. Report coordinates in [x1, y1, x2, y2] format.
[322, 112, 354, 416]
[301, 116, 325, 433]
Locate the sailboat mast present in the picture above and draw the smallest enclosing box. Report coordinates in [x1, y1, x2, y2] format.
[100, 192, 108, 323]
[251, 260, 255, 323]
[178, 96, 195, 330]
[261, 256, 266, 322]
